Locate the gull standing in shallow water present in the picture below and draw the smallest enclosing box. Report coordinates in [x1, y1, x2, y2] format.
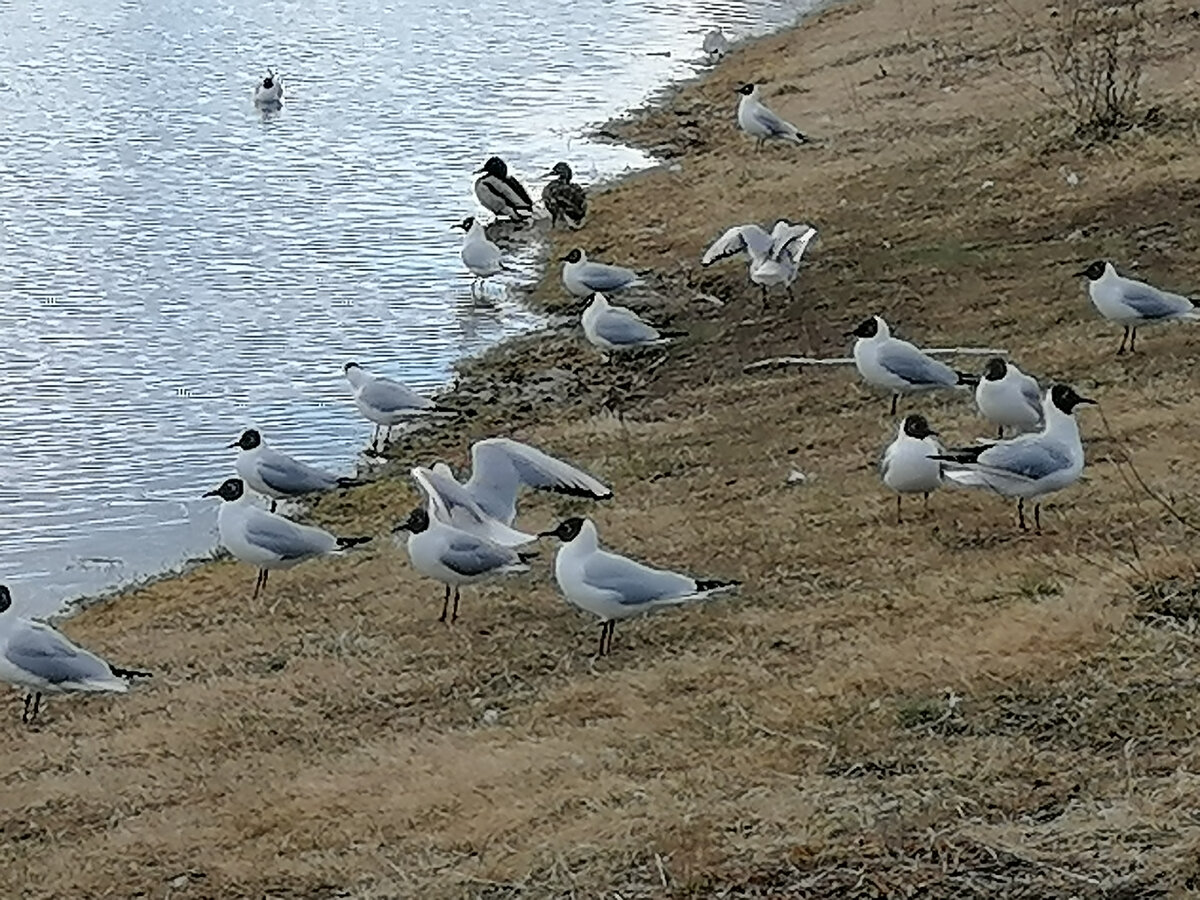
[542, 162, 587, 229]
[975, 358, 1043, 439]
[702, 28, 730, 62]
[474, 156, 533, 221]
[453, 215, 508, 297]
[582, 293, 679, 355]
[1076, 260, 1198, 354]
[561, 249, 641, 297]
[393, 507, 533, 624]
[933, 384, 1095, 533]
[231, 428, 363, 512]
[539, 517, 738, 656]
[344, 362, 457, 454]
[702, 220, 817, 302]
[204, 478, 371, 600]
[735, 83, 809, 150]
[429, 437, 611, 526]
[880, 414, 943, 524]
[850, 316, 978, 415]
[0, 585, 150, 724]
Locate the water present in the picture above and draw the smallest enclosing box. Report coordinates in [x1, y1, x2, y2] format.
[0, 0, 807, 615]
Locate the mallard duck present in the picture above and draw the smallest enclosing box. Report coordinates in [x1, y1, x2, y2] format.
[541, 162, 587, 229]
[473, 156, 532, 220]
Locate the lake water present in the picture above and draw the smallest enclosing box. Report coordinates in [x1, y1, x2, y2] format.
[0, 0, 807, 615]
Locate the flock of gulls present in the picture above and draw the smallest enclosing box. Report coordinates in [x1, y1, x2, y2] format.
[3, 36, 1198, 726]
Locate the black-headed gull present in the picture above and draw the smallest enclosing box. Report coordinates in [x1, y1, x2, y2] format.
[975, 358, 1043, 438]
[474, 156, 533, 221]
[0, 585, 150, 724]
[203, 478, 371, 600]
[393, 507, 532, 623]
[850, 316, 977, 414]
[933, 384, 1095, 532]
[735, 83, 809, 150]
[412, 465, 537, 547]
[453, 216, 508, 297]
[254, 69, 283, 105]
[561, 249, 641, 297]
[344, 362, 457, 454]
[702, 28, 730, 62]
[230, 428, 362, 512]
[702, 220, 817, 302]
[539, 517, 738, 656]
[581, 293, 678, 355]
[880, 414, 943, 524]
[1076, 260, 1198, 354]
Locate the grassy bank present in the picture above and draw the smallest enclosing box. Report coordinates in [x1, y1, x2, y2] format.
[5, 0, 1200, 896]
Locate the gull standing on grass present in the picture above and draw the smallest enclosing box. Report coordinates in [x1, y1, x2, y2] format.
[412, 465, 538, 547]
[254, 69, 283, 105]
[344, 362, 458, 454]
[539, 517, 738, 657]
[474, 156, 533, 221]
[1076, 260, 1199, 354]
[453, 216, 508, 296]
[582, 293, 680, 355]
[561, 248, 641, 297]
[702, 220, 817, 302]
[735, 83, 809, 150]
[0, 585, 150, 724]
[392, 506, 533, 624]
[975, 358, 1043, 438]
[933, 384, 1095, 533]
[850, 316, 978, 415]
[203, 478, 371, 600]
[542, 162, 587, 229]
[429, 437, 612, 526]
[880, 414, 943, 524]
[230, 428, 363, 512]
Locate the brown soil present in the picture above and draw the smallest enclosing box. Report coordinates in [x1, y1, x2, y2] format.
[5, 1, 1200, 897]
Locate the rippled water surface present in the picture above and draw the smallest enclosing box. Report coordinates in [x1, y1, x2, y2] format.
[0, 0, 808, 614]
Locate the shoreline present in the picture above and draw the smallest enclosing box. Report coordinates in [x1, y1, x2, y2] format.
[7, 0, 1200, 896]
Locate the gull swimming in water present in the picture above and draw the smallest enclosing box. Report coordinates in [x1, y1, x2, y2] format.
[203, 477, 371, 600]
[412, 465, 537, 547]
[880, 414, 944, 524]
[453, 215, 508, 296]
[702, 220, 817, 302]
[539, 517, 738, 656]
[429, 437, 611, 526]
[474, 156, 533, 221]
[735, 83, 809, 150]
[1076, 260, 1198, 354]
[344, 362, 457, 454]
[561, 248, 641, 297]
[974, 358, 1043, 438]
[230, 428, 363, 512]
[542, 162, 587, 229]
[933, 384, 1095, 532]
[850, 316, 977, 414]
[582, 293, 679, 355]
[393, 506, 533, 624]
[702, 28, 730, 62]
[254, 69, 283, 105]
[0, 584, 150, 724]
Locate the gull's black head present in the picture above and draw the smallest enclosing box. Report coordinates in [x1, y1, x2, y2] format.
[0, 585, 11, 614]
[475, 156, 507, 177]
[203, 477, 245, 502]
[548, 161, 573, 181]
[229, 428, 261, 450]
[393, 507, 429, 535]
[849, 317, 879, 339]
[1050, 383, 1096, 414]
[343, 362, 361, 375]
[1075, 260, 1108, 281]
[452, 216, 475, 232]
[982, 357, 1008, 382]
[560, 248, 583, 264]
[735, 83, 756, 96]
[262, 75, 274, 89]
[538, 516, 585, 542]
[902, 413, 937, 439]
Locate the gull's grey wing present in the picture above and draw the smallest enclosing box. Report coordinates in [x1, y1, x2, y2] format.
[440, 535, 519, 577]
[877, 342, 959, 387]
[976, 439, 1071, 481]
[474, 438, 611, 502]
[702, 225, 773, 265]
[412, 467, 536, 545]
[752, 104, 796, 137]
[773, 224, 817, 263]
[1120, 283, 1193, 319]
[6, 624, 113, 685]
[257, 450, 340, 496]
[245, 511, 332, 559]
[360, 377, 434, 413]
[1018, 376, 1044, 422]
[582, 552, 695, 606]
[462, 240, 502, 271]
[579, 262, 638, 292]
[595, 308, 660, 345]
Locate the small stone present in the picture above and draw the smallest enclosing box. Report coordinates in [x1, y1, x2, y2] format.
[481, 708, 500, 725]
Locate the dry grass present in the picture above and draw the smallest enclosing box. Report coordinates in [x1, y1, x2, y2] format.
[4, 0, 1200, 897]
